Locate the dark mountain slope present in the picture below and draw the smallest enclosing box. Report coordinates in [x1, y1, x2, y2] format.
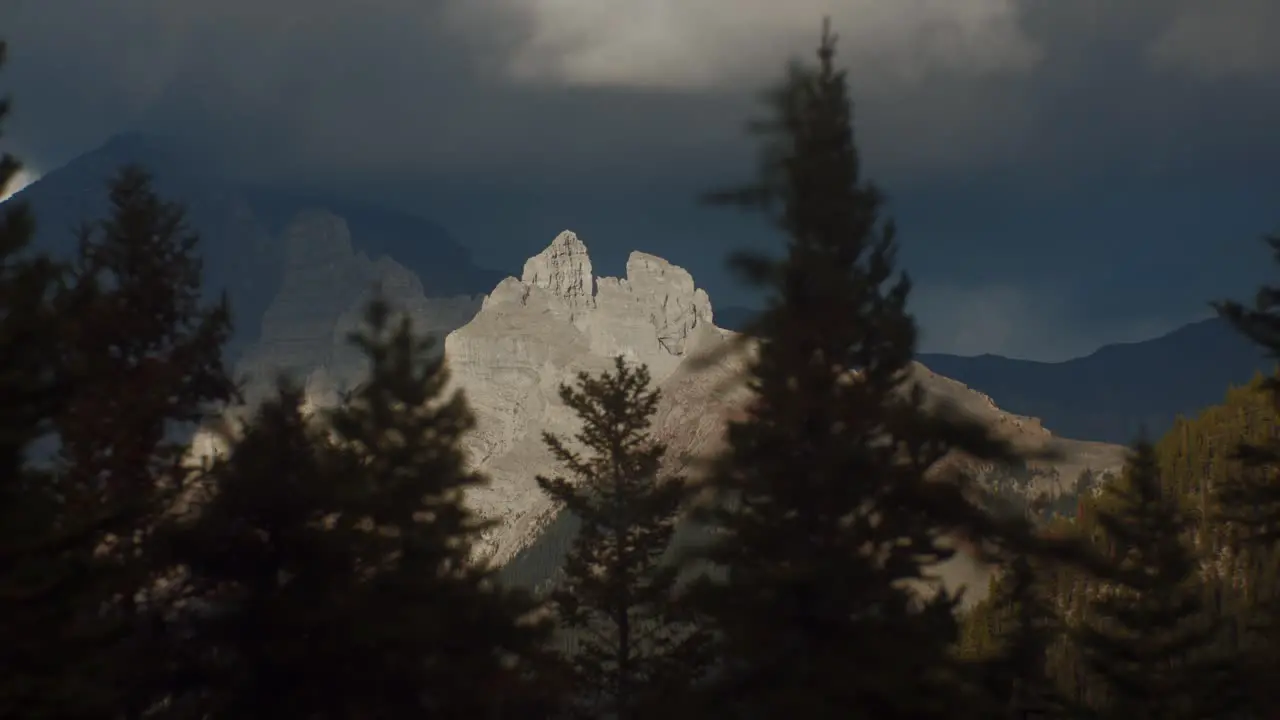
[717, 307, 1267, 445]
[919, 317, 1271, 444]
[5, 133, 502, 359]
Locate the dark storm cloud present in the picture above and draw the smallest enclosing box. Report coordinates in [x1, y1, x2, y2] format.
[0, 0, 1060, 179]
[1, 0, 1278, 359]
[2, 0, 519, 173]
[6, 0, 1275, 183]
[5, 0, 1278, 179]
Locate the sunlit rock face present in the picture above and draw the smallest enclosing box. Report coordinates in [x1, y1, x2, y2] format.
[191, 224, 1126, 609]
[444, 230, 727, 565]
[209, 226, 737, 568]
[466, 232, 1128, 606]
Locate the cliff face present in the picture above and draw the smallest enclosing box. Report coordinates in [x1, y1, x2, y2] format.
[234, 209, 484, 407]
[191, 226, 1127, 605]
[440, 231, 1128, 579]
[444, 230, 729, 565]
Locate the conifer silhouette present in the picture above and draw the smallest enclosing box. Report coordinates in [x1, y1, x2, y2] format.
[169, 298, 560, 718]
[1212, 233, 1280, 712]
[0, 39, 106, 719]
[537, 356, 711, 718]
[685, 20, 1052, 719]
[1076, 440, 1238, 719]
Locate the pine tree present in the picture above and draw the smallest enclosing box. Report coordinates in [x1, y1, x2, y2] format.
[1212, 232, 1280, 712]
[1217, 234, 1280, 374]
[536, 356, 712, 719]
[1213, 234, 1280, 548]
[44, 164, 237, 717]
[0, 39, 64, 479]
[1075, 440, 1238, 720]
[0, 39, 98, 719]
[157, 381, 348, 719]
[981, 555, 1073, 719]
[170, 298, 561, 718]
[683, 20, 1053, 719]
[1, 48, 216, 718]
[57, 163, 236, 509]
[328, 298, 561, 717]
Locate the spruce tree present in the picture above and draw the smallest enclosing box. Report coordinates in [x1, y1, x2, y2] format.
[683, 20, 1050, 719]
[0, 39, 64, 478]
[1, 49, 218, 717]
[1075, 440, 1238, 720]
[981, 555, 1073, 719]
[0, 40, 98, 719]
[170, 298, 561, 718]
[1213, 233, 1280, 544]
[536, 356, 712, 719]
[47, 164, 237, 717]
[57, 163, 236, 506]
[1212, 232, 1280, 711]
[157, 381, 346, 719]
[161, 376, 414, 717]
[327, 298, 560, 717]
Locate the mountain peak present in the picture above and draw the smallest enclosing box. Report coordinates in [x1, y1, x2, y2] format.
[520, 230, 596, 308]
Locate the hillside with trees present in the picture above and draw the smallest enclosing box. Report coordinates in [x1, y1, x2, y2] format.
[960, 360, 1280, 716]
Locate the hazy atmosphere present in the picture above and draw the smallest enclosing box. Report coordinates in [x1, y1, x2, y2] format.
[3, 0, 1279, 358]
[5, 2, 1280, 717]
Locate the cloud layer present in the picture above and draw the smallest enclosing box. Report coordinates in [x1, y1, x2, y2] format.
[5, 0, 1276, 180]
[504, 0, 1042, 90]
[1148, 0, 1280, 79]
[2, 0, 1278, 359]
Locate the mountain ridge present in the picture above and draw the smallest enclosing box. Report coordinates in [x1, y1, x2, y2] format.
[179, 228, 1127, 609]
[7, 133, 504, 361]
[429, 231, 1128, 603]
[917, 317, 1270, 444]
[17, 138, 1135, 607]
[711, 306, 1270, 445]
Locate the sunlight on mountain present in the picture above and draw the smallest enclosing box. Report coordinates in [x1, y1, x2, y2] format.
[0, 166, 38, 202]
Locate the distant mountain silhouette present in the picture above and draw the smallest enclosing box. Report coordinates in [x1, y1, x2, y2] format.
[919, 318, 1272, 444]
[7, 133, 503, 360]
[713, 307, 1267, 444]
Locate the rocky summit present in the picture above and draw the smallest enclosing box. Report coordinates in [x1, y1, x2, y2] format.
[193, 228, 1128, 599]
[444, 230, 733, 565]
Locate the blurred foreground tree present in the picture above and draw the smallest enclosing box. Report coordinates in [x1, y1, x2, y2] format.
[1213, 232, 1280, 712]
[168, 299, 561, 718]
[157, 381, 354, 719]
[1, 42, 237, 717]
[681, 19, 1078, 720]
[52, 163, 236, 717]
[0, 38, 99, 719]
[978, 555, 1077, 719]
[1076, 440, 1238, 720]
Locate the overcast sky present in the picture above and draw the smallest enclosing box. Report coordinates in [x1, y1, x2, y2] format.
[2, 0, 1279, 359]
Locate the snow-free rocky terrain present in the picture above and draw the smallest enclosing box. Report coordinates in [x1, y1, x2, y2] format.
[192, 229, 1128, 599]
[231, 208, 486, 409]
